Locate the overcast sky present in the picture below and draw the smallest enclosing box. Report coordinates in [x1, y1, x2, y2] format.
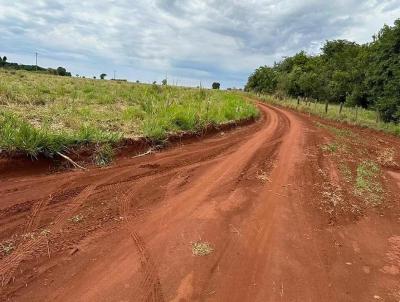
[1, 1, 400, 88]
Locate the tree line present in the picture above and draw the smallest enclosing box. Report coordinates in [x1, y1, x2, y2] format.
[245, 19, 400, 123]
[0, 56, 71, 77]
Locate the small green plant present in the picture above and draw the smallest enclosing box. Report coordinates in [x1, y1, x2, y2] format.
[93, 143, 114, 166]
[355, 160, 383, 205]
[321, 142, 338, 153]
[192, 241, 214, 256]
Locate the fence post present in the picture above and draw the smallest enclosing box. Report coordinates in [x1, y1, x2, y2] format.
[355, 106, 358, 121]
[375, 108, 380, 123]
[325, 101, 329, 114]
[339, 102, 344, 114]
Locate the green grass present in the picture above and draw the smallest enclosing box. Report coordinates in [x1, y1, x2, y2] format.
[259, 95, 400, 136]
[314, 122, 355, 138]
[354, 160, 384, 205]
[93, 143, 114, 166]
[0, 69, 258, 157]
[321, 142, 339, 153]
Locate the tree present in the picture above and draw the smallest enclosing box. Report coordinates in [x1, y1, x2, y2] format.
[245, 66, 277, 93]
[245, 18, 400, 122]
[100, 73, 107, 80]
[212, 82, 220, 89]
[56, 67, 67, 76]
[161, 79, 167, 85]
[0, 56, 6, 66]
[366, 19, 400, 122]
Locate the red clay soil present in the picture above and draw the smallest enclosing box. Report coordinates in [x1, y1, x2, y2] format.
[0, 103, 399, 301]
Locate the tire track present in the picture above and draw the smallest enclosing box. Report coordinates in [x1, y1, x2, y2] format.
[0, 103, 275, 299]
[118, 188, 165, 302]
[0, 184, 96, 286]
[22, 177, 75, 234]
[0, 168, 135, 286]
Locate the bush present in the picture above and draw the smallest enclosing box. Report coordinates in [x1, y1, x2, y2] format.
[212, 82, 220, 90]
[376, 97, 399, 122]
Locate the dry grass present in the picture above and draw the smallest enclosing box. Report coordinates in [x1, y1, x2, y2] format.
[377, 148, 398, 167]
[192, 241, 214, 256]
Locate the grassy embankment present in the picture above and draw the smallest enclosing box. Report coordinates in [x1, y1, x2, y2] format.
[0, 70, 258, 159]
[258, 94, 400, 136]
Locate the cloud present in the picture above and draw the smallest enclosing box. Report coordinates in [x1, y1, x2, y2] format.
[0, 0, 399, 87]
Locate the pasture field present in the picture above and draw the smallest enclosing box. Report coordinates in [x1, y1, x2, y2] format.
[0, 69, 258, 157]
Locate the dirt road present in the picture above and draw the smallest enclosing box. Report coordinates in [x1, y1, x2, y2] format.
[1, 103, 400, 301]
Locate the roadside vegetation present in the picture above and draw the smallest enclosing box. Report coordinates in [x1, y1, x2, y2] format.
[246, 18, 400, 126]
[0, 69, 258, 158]
[261, 96, 400, 136]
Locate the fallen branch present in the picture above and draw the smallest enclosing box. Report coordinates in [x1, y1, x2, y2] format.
[131, 149, 153, 159]
[56, 152, 87, 170]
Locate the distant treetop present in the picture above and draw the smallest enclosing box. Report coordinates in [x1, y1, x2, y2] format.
[212, 82, 221, 90]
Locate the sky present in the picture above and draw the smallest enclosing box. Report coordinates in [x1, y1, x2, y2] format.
[1, 1, 400, 88]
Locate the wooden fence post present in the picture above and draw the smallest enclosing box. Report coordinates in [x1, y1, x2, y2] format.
[355, 106, 358, 121]
[325, 101, 329, 114]
[375, 108, 380, 123]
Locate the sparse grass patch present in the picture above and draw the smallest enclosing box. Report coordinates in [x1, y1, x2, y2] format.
[339, 163, 353, 183]
[256, 170, 270, 183]
[0, 240, 15, 256]
[93, 143, 114, 166]
[192, 241, 214, 256]
[355, 160, 384, 205]
[321, 182, 343, 211]
[69, 214, 84, 223]
[377, 148, 398, 167]
[321, 142, 339, 153]
[314, 122, 354, 138]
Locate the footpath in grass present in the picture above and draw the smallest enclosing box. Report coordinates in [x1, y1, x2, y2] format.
[0, 70, 258, 158]
[258, 95, 400, 137]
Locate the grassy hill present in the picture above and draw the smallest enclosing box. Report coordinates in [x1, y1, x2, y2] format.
[0, 69, 258, 158]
